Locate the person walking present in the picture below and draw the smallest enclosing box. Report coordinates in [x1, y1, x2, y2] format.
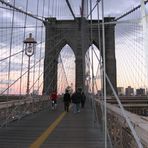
[71, 88, 82, 113]
[50, 91, 58, 110]
[63, 89, 71, 112]
[81, 92, 86, 108]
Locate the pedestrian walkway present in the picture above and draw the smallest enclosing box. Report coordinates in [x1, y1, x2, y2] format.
[0, 100, 109, 148]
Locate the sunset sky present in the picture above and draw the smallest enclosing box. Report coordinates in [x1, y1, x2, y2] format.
[0, 0, 147, 94]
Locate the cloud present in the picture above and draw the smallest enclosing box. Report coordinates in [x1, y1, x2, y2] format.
[104, 0, 139, 16]
[0, 62, 25, 72]
[0, 79, 15, 84]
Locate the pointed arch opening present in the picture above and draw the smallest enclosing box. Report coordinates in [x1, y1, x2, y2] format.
[57, 44, 75, 94]
[85, 44, 101, 94]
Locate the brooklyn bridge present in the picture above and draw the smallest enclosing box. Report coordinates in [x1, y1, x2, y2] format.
[0, 0, 148, 148]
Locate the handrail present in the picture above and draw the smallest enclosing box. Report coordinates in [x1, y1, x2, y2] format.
[105, 74, 143, 148]
[96, 100, 148, 147]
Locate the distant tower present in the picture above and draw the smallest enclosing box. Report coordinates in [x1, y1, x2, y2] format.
[117, 87, 124, 96]
[43, 17, 117, 95]
[125, 86, 134, 96]
[136, 88, 145, 96]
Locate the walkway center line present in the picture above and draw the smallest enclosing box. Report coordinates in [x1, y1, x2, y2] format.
[29, 111, 66, 148]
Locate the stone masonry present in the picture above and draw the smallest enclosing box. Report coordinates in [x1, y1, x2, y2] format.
[43, 17, 116, 95]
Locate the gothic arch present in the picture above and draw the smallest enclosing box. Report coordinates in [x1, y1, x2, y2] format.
[43, 17, 117, 95]
[56, 39, 76, 58]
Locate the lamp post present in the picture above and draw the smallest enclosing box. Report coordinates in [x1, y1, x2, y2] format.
[23, 33, 37, 95]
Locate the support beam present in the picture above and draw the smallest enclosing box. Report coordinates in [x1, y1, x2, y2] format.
[115, 0, 148, 21]
[0, 0, 43, 22]
[65, 0, 76, 20]
[81, 0, 84, 17]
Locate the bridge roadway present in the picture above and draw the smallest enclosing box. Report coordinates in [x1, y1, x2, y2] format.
[0, 99, 107, 148]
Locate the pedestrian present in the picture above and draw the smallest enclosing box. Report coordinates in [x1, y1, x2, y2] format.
[63, 89, 71, 112]
[81, 92, 86, 108]
[71, 88, 82, 113]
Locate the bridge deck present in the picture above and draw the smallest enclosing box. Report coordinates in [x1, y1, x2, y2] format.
[0, 100, 107, 148]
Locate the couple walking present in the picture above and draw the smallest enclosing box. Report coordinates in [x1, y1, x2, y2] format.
[63, 88, 86, 113]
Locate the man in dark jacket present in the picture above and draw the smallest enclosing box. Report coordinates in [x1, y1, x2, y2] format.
[81, 92, 86, 108]
[71, 88, 82, 113]
[63, 89, 71, 112]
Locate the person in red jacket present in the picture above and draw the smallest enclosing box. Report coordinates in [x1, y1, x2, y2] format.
[50, 92, 58, 110]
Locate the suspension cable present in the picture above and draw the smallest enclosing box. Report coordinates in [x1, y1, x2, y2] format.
[32, 0, 39, 93]
[0, 0, 43, 22]
[87, 0, 101, 19]
[37, 0, 45, 93]
[106, 74, 143, 148]
[59, 54, 69, 86]
[90, 34, 144, 148]
[115, 0, 148, 21]
[5, 0, 16, 127]
[101, 0, 107, 147]
[19, 0, 28, 96]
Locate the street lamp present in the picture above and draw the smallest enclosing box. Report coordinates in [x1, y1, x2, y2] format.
[23, 33, 37, 95]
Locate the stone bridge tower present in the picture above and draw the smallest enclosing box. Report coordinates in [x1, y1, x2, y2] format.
[43, 17, 116, 95]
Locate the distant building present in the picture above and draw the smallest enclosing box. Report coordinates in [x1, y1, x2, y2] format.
[136, 88, 145, 96]
[117, 87, 124, 96]
[125, 86, 134, 96]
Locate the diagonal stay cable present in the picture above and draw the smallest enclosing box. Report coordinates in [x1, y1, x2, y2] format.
[0, 36, 66, 95]
[29, 37, 70, 93]
[88, 37, 144, 148]
[87, 0, 101, 19]
[0, 30, 67, 62]
[0, 50, 23, 62]
[59, 54, 69, 86]
[115, 0, 148, 21]
[0, 0, 43, 22]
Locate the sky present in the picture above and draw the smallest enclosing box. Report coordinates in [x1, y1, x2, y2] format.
[0, 0, 147, 94]
[2, 0, 141, 18]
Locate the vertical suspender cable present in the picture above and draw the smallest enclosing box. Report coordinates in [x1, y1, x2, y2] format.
[37, 0, 45, 94]
[141, 0, 148, 90]
[48, 0, 51, 16]
[97, 0, 103, 98]
[85, 0, 90, 95]
[55, 0, 57, 18]
[106, 74, 143, 148]
[59, 54, 69, 86]
[53, 0, 57, 92]
[81, 1, 86, 93]
[92, 40, 143, 148]
[90, 0, 94, 94]
[97, 0, 106, 139]
[6, 0, 15, 127]
[101, 0, 107, 147]
[33, 0, 39, 93]
[90, 0, 95, 127]
[19, 0, 28, 95]
[97, 1, 102, 62]
[52, 0, 54, 16]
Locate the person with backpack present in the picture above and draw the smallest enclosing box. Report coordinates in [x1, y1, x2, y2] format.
[71, 88, 82, 113]
[63, 89, 71, 112]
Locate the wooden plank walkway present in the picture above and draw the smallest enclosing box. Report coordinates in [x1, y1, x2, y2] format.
[0, 100, 109, 148]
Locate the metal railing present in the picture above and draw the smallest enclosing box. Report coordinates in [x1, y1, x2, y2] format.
[96, 99, 148, 148]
